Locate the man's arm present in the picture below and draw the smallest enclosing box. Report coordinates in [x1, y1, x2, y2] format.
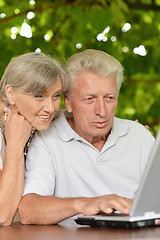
[19, 193, 132, 225]
[19, 124, 132, 225]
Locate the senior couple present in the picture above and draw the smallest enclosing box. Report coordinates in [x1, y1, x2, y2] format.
[0, 49, 154, 226]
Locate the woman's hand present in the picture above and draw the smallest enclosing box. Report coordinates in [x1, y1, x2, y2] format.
[4, 106, 32, 149]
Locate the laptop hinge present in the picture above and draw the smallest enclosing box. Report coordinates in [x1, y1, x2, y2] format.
[144, 211, 155, 217]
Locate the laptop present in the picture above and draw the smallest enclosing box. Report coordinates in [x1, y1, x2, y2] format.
[75, 126, 160, 229]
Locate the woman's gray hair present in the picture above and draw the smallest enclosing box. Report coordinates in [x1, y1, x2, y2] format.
[0, 52, 67, 105]
[64, 49, 124, 97]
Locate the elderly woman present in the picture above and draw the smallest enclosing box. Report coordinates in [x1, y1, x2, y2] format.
[0, 52, 67, 226]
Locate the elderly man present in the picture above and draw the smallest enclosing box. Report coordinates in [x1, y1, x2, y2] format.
[19, 49, 154, 225]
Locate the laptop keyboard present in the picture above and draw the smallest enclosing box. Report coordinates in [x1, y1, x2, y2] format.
[97, 212, 128, 217]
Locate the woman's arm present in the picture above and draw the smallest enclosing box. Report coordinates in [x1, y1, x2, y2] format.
[0, 107, 31, 226]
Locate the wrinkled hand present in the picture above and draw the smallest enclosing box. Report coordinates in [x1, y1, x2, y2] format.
[78, 194, 133, 216]
[4, 106, 32, 149]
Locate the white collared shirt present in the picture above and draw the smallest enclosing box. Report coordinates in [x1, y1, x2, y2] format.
[24, 110, 155, 199]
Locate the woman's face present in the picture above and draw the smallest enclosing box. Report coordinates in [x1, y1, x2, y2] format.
[6, 77, 62, 131]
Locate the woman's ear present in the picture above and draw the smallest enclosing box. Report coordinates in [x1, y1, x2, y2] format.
[5, 85, 15, 105]
[64, 95, 72, 113]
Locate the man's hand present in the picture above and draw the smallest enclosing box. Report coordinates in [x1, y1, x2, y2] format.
[76, 194, 133, 216]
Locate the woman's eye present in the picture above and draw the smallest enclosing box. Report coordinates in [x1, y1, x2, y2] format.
[55, 94, 61, 98]
[53, 94, 61, 100]
[35, 95, 43, 99]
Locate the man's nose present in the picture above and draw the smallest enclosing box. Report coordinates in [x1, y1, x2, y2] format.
[95, 99, 106, 117]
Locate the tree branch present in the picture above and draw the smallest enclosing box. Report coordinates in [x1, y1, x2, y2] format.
[0, 0, 82, 23]
[124, 0, 160, 11]
[127, 78, 160, 84]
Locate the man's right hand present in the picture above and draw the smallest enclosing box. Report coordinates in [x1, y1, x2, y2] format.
[76, 194, 133, 216]
[19, 193, 133, 225]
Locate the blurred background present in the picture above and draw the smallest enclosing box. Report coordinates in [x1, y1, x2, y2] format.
[0, 0, 160, 136]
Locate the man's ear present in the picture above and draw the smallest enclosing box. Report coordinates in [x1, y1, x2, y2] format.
[64, 95, 72, 113]
[5, 85, 15, 105]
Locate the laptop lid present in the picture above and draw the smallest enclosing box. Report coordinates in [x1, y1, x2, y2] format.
[130, 126, 160, 217]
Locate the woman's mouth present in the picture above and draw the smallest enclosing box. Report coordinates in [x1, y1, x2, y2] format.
[37, 115, 50, 120]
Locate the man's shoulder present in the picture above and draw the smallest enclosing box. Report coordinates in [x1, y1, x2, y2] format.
[115, 116, 148, 130]
[114, 117, 154, 140]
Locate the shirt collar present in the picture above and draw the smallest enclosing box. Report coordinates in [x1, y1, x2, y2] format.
[111, 117, 130, 137]
[102, 117, 130, 151]
[55, 110, 83, 142]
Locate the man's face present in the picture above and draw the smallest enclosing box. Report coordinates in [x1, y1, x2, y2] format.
[65, 71, 118, 143]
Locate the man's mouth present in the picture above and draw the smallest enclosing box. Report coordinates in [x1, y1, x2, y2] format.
[92, 121, 108, 128]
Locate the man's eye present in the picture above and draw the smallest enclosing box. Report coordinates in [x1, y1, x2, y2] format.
[87, 97, 93, 101]
[84, 97, 94, 103]
[105, 96, 115, 103]
[85, 97, 93, 102]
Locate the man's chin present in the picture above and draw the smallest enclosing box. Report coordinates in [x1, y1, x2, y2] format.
[92, 127, 111, 137]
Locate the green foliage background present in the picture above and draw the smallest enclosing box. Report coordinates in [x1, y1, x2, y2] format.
[0, 0, 160, 136]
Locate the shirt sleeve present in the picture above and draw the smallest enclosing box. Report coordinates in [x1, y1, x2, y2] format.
[24, 132, 56, 196]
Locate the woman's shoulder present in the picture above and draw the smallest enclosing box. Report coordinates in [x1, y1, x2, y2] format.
[0, 128, 5, 170]
[0, 128, 4, 146]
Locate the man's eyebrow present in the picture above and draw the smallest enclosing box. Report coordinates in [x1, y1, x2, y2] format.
[83, 93, 95, 96]
[106, 91, 117, 95]
[83, 91, 117, 96]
